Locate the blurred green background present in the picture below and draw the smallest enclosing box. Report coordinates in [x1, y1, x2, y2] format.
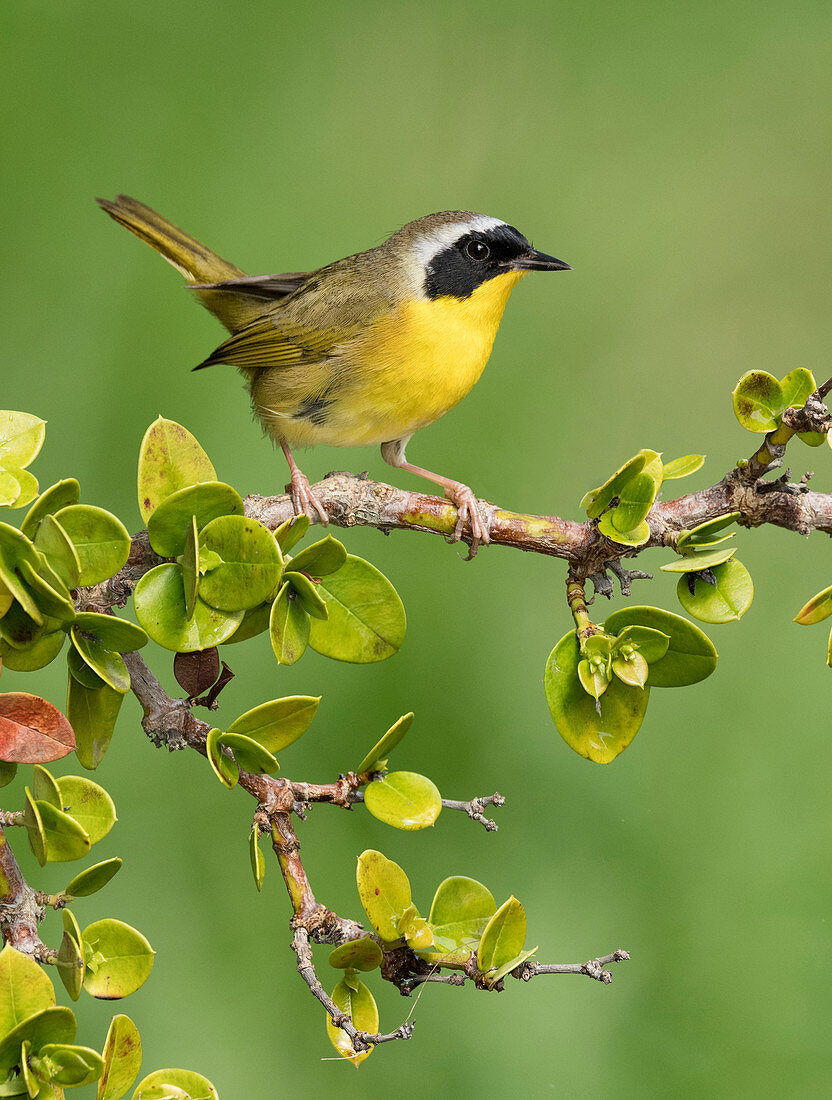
[3, 1, 832, 1095]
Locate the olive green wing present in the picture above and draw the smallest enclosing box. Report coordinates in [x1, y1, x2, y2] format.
[189, 271, 314, 302]
[193, 314, 348, 372]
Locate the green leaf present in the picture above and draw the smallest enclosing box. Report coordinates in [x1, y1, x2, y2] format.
[56, 775, 117, 843]
[325, 978, 379, 1068]
[22, 788, 46, 866]
[603, 606, 718, 687]
[307, 555, 406, 663]
[274, 513, 310, 552]
[67, 645, 108, 691]
[0, 522, 44, 623]
[206, 728, 238, 789]
[363, 772, 442, 830]
[284, 570, 328, 619]
[219, 732, 279, 775]
[421, 876, 497, 962]
[288, 535, 348, 577]
[545, 631, 651, 762]
[65, 858, 123, 898]
[63, 909, 83, 950]
[70, 628, 130, 694]
[133, 563, 243, 652]
[612, 625, 669, 664]
[249, 828, 265, 893]
[37, 801, 91, 863]
[677, 560, 754, 623]
[356, 712, 414, 775]
[677, 512, 740, 548]
[779, 367, 816, 409]
[356, 850, 412, 941]
[827, 624, 832, 669]
[226, 695, 320, 753]
[223, 601, 272, 645]
[137, 416, 217, 525]
[612, 650, 649, 687]
[35, 1043, 104, 1087]
[2, 468, 39, 510]
[611, 470, 659, 533]
[56, 930, 85, 1002]
[793, 585, 832, 625]
[269, 583, 309, 665]
[98, 1014, 142, 1100]
[577, 657, 609, 700]
[0, 601, 42, 649]
[72, 614, 148, 653]
[67, 676, 123, 771]
[0, 760, 17, 788]
[147, 481, 244, 558]
[0, 412, 45, 471]
[328, 938, 383, 972]
[131, 1068, 218, 1100]
[477, 897, 527, 983]
[82, 919, 155, 999]
[33, 514, 81, 588]
[397, 904, 434, 949]
[54, 506, 131, 586]
[0, 1007, 76, 1078]
[20, 480, 81, 540]
[662, 454, 705, 480]
[198, 514, 283, 611]
[732, 370, 784, 432]
[580, 451, 649, 518]
[597, 511, 650, 547]
[0, 469, 21, 508]
[180, 516, 199, 621]
[0, 630, 65, 672]
[32, 764, 61, 808]
[661, 544, 737, 573]
[17, 558, 74, 623]
[0, 944, 56, 1038]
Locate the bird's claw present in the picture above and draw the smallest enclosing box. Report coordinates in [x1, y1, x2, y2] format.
[444, 484, 490, 559]
[286, 471, 329, 526]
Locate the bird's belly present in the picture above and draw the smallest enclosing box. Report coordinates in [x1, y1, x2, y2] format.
[254, 273, 523, 449]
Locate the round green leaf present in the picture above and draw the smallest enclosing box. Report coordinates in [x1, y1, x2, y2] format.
[0, 521, 44, 623]
[3, 467, 39, 509]
[597, 511, 650, 547]
[794, 585, 832, 625]
[68, 644, 109, 691]
[63, 908, 83, 949]
[611, 470, 659, 533]
[603, 606, 718, 687]
[20, 479, 81, 540]
[17, 557, 75, 622]
[612, 625, 669, 664]
[0, 630, 64, 672]
[33, 514, 81, 588]
[198, 514, 282, 611]
[288, 535, 347, 577]
[363, 771, 442, 830]
[0, 468, 20, 508]
[133, 563, 243, 652]
[72, 614, 148, 653]
[308, 554, 406, 663]
[677, 559, 754, 623]
[328, 938, 383, 972]
[732, 370, 783, 432]
[579, 451, 649, 518]
[660, 544, 737, 573]
[65, 857, 123, 898]
[269, 583, 309, 665]
[35, 1042, 103, 1087]
[397, 905, 434, 949]
[356, 850, 412, 941]
[224, 600, 272, 645]
[0, 1007, 76, 1077]
[226, 695, 320, 753]
[70, 628, 130, 694]
[249, 828, 266, 893]
[32, 764, 61, 807]
[356, 712, 414, 775]
[82, 919, 155, 999]
[219, 732, 279, 775]
[544, 631, 650, 763]
[67, 676, 123, 771]
[206, 727, 239, 789]
[422, 876, 497, 961]
[147, 482, 244, 557]
[56, 930, 85, 1002]
[477, 896, 527, 977]
[0, 598, 42, 648]
[0, 412, 45, 471]
[662, 454, 705, 480]
[137, 416, 218, 525]
[0, 944, 56, 1038]
[274, 513, 310, 552]
[181, 515, 199, 621]
[38, 800, 91, 863]
[0, 760, 17, 787]
[677, 513, 740, 548]
[98, 1014, 142, 1100]
[132, 1068, 218, 1100]
[577, 658, 609, 700]
[56, 775, 117, 843]
[54, 505, 131, 586]
[779, 367, 816, 409]
[22, 787, 46, 865]
[326, 978, 379, 1068]
[612, 650, 649, 687]
[284, 570, 327, 619]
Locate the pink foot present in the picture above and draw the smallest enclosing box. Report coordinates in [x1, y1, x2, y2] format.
[443, 483, 491, 557]
[286, 469, 329, 526]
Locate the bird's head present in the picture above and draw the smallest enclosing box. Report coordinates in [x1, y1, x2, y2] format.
[392, 212, 570, 301]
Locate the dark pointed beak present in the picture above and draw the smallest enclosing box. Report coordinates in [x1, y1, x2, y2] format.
[511, 249, 572, 272]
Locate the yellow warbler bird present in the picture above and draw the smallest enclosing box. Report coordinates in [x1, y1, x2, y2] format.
[97, 195, 570, 549]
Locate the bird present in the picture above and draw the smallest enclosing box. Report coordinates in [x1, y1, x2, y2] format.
[97, 195, 570, 551]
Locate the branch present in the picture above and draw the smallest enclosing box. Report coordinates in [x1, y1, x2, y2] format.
[0, 825, 51, 958]
[401, 949, 630, 993]
[350, 789, 506, 831]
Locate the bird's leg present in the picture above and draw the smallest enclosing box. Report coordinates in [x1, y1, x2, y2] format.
[380, 439, 491, 554]
[280, 439, 329, 526]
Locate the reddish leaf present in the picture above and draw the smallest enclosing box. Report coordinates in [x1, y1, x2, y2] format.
[173, 647, 220, 697]
[0, 692, 76, 763]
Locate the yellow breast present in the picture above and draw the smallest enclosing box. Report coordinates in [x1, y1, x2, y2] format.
[335, 269, 525, 445]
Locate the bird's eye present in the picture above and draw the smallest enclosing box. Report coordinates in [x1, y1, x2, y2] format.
[464, 239, 490, 261]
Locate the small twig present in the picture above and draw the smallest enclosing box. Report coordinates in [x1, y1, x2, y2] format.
[439, 793, 506, 832]
[0, 811, 24, 827]
[515, 949, 631, 985]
